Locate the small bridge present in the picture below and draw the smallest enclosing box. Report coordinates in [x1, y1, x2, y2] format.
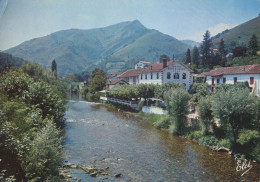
[100, 96, 139, 111]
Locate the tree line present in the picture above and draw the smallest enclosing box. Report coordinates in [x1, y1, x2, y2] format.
[184, 31, 259, 73]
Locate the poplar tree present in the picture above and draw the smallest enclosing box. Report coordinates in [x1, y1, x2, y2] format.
[185, 48, 191, 64]
[200, 30, 212, 67]
[218, 38, 227, 57]
[51, 59, 57, 78]
[248, 34, 259, 56]
[51, 59, 57, 72]
[191, 46, 200, 66]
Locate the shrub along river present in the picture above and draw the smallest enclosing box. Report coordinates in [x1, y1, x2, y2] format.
[63, 100, 260, 181]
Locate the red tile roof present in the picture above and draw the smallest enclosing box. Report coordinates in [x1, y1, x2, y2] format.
[107, 79, 124, 85]
[202, 64, 260, 77]
[141, 61, 173, 73]
[118, 68, 144, 78]
[106, 75, 114, 79]
[142, 60, 193, 73]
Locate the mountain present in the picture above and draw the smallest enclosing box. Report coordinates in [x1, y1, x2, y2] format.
[181, 40, 200, 47]
[5, 20, 191, 76]
[212, 16, 260, 51]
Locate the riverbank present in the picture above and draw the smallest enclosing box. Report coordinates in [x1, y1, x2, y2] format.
[105, 102, 260, 164]
[63, 100, 260, 181]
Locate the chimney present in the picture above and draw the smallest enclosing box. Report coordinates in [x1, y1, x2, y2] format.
[163, 58, 167, 68]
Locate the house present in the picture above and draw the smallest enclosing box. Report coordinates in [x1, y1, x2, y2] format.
[118, 68, 144, 85]
[106, 72, 122, 82]
[106, 79, 128, 89]
[198, 64, 260, 94]
[138, 59, 194, 90]
[134, 61, 151, 69]
[117, 59, 194, 90]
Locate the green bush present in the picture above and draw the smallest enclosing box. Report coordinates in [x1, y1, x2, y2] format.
[237, 130, 260, 145]
[23, 120, 63, 181]
[251, 144, 260, 162]
[218, 138, 232, 149]
[190, 83, 211, 103]
[153, 116, 171, 129]
[187, 130, 204, 140]
[198, 135, 219, 146]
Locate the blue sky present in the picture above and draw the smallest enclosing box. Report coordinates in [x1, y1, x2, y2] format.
[0, 0, 259, 50]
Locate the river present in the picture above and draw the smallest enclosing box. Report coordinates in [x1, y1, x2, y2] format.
[63, 100, 260, 181]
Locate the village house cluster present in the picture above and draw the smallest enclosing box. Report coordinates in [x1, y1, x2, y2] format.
[106, 59, 260, 95]
[107, 59, 194, 90]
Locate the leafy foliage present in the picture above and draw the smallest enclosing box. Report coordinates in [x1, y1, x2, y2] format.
[0, 68, 66, 181]
[212, 86, 256, 143]
[248, 34, 259, 56]
[190, 83, 211, 103]
[23, 121, 63, 181]
[164, 87, 190, 135]
[198, 96, 213, 135]
[155, 82, 184, 100]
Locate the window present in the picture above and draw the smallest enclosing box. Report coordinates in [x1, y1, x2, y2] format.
[145, 74, 147, 79]
[217, 78, 220, 84]
[141, 74, 143, 80]
[167, 72, 171, 79]
[174, 73, 179, 79]
[183, 83, 186, 87]
[182, 73, 186, 79]
[212, 78, 214, 85]
[223, 77, 226, 83]
[234, 77, 237, 84]
[151, 73, 153, 79]
[250, 77, 254, 85]
[157, 72, 159, 79]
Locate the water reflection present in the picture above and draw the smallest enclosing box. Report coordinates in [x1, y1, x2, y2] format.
[64, 100, 260, 181]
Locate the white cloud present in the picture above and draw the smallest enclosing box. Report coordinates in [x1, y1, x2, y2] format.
[185, 23, 237, 42]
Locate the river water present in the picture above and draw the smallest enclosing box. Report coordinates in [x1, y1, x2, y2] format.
[64, 100, 260, 181]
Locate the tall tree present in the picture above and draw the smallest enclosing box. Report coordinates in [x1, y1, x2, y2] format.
[191, 46, 200, 66]
[51, 59, 57, 72]
[185, 48, 191, 64]
[218, 39, 227, 66]
[248, 34, 259, 56]
[200, 30, 212, 67]
[89, 68, 106, 93]
[51, 59, 57, 78]
[218, 38, 227, 57]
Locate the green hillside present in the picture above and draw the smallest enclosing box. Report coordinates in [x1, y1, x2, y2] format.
[5, 20, 190, 76]
[212, 16, 260, 50]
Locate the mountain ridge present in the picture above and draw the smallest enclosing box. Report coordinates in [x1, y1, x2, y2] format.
[5, 20, 190, 76]
[212, 16, 260, 50]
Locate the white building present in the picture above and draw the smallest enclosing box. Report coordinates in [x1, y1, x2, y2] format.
[118, 59, 194, 90]
[199, 64, 260, 94]
[134, 61, 151, 69]
[138, 59, 194, 90]
[117, 68, 144, 85]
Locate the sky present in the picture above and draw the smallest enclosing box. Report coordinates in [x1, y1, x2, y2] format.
[0, 0, 259, 50]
